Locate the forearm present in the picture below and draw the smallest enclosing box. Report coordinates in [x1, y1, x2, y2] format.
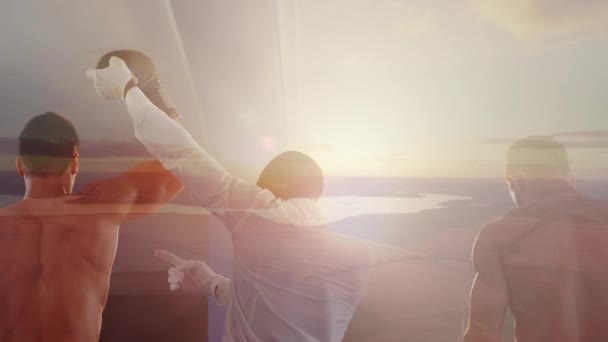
[120, 80, 185, 203]
[125, 87, 205, 169]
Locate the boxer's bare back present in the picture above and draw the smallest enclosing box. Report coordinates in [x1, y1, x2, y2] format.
[0, 160, 181, 342]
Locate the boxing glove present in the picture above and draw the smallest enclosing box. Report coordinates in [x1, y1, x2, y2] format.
[97, 50, 180, 119]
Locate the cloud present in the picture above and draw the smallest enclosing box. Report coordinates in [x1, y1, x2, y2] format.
[552, 130, 608, 138]
[480, 131, 608, 148]
[469, 0, 608, 37]
[430, 132, 608, 148]
[561, 140, 608, 148]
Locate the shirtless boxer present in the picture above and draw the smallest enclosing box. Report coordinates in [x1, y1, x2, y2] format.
[0, 52, 183, 342]
[464, 136, 608, 342]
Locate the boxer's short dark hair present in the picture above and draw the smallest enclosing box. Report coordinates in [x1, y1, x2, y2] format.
[507, 135, 570, 179]
[19, 112, 79, 176]
[257, 151, 324, 200]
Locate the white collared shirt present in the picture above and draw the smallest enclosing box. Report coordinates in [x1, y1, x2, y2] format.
[125, 88, 370, 342]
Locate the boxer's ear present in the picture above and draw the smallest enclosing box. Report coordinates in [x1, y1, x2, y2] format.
[70, 153, 79, 175]
[15, 157, 24, 177]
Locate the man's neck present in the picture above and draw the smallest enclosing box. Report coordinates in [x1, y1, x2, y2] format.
[24, 178, 69, 199]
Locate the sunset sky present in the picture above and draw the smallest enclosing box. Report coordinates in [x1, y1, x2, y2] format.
[274, 0, 608, 177]
[2, 1, 608, 178]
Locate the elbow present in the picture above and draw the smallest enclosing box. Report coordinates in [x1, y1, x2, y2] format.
[156, 169, 184, 201]
[154, 182, 184, 204]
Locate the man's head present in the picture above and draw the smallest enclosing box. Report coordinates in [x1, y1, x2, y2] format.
[506, 135, 574, 207]
[257, 151, 324, 201]
[17, 112, 80, 194]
